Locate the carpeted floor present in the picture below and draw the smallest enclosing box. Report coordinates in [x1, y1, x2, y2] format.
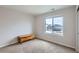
[0, 39, 76, 53]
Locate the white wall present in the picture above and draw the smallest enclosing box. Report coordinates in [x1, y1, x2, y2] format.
[0, 7, 34, 47]
[76, 6, 79, 52]
[35, 6, 76, 48]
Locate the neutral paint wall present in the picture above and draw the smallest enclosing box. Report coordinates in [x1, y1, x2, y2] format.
[35, 6, 76, 48]
[76, 6, 79, 52]
[0, 7, 34, 47]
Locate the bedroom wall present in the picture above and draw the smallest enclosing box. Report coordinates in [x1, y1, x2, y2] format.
[0, 7, 35, 47]
[35, 6, 76, 48]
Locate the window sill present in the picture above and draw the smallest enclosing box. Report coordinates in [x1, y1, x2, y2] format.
[45, 32, 63, 37]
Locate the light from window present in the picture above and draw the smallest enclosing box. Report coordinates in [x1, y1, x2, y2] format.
[45, 17, 63, 36]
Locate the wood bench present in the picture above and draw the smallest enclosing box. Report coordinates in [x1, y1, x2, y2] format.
[18, 34, 35, 43]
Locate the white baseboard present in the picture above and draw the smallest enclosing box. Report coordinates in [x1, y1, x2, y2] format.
[36, 36, 75, 49]
[0, 39, 18, 48]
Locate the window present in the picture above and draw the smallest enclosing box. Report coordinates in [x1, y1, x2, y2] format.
[45, 17, 63, 36]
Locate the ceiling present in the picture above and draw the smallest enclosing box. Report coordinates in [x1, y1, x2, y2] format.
[1, 5, 72, 15]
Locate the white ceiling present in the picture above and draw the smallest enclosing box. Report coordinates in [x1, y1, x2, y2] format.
[1, 5, 72, 15]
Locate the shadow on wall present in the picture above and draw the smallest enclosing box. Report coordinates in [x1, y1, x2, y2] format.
[8, 37, 18, 44]
[0, 37, 18, 48]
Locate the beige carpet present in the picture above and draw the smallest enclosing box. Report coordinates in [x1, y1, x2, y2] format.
[0, 39, 76, 53]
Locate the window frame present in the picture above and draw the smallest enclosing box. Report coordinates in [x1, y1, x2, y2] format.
[44, 16, 64, 36]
